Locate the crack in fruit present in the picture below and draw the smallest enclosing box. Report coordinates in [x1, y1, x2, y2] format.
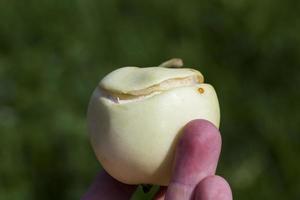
[100, 74, 203, 103]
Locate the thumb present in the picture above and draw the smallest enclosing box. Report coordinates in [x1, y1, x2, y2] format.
[165, 119, 222, 200]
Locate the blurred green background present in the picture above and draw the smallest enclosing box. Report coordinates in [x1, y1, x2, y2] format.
[0, 0, 299, 199]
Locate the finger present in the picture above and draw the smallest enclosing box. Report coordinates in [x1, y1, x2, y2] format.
[194, 175, 232, 200]
[165, 119, 222, 200]
[81, 170, 137, 200]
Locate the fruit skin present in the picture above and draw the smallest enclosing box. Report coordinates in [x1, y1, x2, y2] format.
[87, 61, 220, 186]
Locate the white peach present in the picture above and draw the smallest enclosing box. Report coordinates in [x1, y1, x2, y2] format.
[87, 59, 220, 186]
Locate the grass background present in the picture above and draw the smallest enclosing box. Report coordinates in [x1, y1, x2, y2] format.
[0, 0, 299, 199]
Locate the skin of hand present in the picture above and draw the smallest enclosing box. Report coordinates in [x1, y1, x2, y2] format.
[81, 119, 233, 200]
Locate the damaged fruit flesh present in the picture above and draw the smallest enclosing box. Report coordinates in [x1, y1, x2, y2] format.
[99, 61, 204, 103]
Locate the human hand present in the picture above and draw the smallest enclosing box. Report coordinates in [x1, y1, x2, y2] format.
[82, 119, 232, 200]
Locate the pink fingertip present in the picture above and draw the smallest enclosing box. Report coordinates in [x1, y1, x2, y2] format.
[171, 119, 222, 185]
[165, 119, 222, 200]
[194, 175, 233, 200]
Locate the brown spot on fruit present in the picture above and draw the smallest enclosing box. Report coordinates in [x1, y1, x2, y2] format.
[198, 87, 204, 94]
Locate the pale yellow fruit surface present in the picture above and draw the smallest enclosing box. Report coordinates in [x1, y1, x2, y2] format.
[87, 59, 220, 186]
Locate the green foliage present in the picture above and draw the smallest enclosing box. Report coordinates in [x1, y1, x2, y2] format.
[0, 0, 299, 199]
